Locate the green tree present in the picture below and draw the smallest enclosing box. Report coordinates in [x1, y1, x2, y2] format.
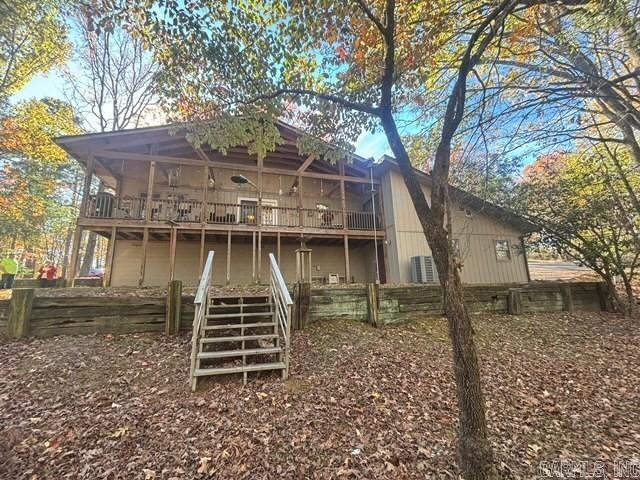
[0, 98, 81, 270]
[0, 0, 70, 109]
[519, 149, 640, 314]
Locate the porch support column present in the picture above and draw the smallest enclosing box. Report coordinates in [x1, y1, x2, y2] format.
[252, 231, 256, 283]
[277, 232, 281, 264]
[297, 175, 303, 228]
[104, 226, 117, 287]
[169, 227, 177, 281]
[145, 159, 156, 222]
[226, 229, 231, 285]
[339, 162, 347, 227]
[257, 231, 262, 283]
[344, 234, 351, 283]
[201, 164, 208, 224]
[67, 226, 83, 285]
[198, 227, 205, 274]
[138, 228, 149, 286]
[79, 154, 95, 217]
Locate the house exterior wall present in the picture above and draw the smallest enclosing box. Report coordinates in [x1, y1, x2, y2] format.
[110, 238, 375, 287]
[118, 162, 367, 212]
[381, 169, 529, 285]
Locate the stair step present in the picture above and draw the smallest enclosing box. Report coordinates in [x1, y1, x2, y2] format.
[203, 322, 276, 330]
[200, 334, 278, 344]
[207, 302, 271, 309]
[209, 294, 269, 300]
[197, 347, 281, 359]
[194, 362, 286, 376]
[206, 311, 272, 319]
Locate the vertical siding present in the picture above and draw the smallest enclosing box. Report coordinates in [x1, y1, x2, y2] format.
[383, 169, 528, 284]
[110, 238, 374, 287]
[119, 163, 365, 211]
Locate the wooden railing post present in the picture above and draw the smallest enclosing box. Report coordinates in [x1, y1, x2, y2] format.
[560, 283, 574, 312]
[292, 282, 310, 330]
[166, 280, 182, 335]
[367, 283, 379, 327]
[8, 289, 34, 339]
[507, 288, 523, 315]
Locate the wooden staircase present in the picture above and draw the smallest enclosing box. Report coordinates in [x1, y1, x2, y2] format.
[189, 252, 293, 390]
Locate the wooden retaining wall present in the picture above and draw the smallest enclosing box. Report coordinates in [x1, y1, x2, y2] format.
[311, 282, 606, 324]
[0, 299, 9, 333]
[1, 281, 606, 338]
[2, 288, 196, 339]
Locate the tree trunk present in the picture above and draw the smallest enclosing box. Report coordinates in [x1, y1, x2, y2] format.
[380, 115, 496, 479]
[619, 272, 638, 316]
[433, 229, 496, 480]
[79, 231, 98, 276]
[603, 274, 624, 313]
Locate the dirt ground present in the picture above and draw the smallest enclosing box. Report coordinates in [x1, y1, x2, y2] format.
[1, 312, 639, 479]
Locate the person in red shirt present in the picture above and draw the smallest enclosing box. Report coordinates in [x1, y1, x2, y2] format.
[37, 263, 58, 288]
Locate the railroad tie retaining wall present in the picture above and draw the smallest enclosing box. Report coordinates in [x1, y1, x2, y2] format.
[310, 282, 606, 325]
[0, 281, 607, 338]
[2, 290, 196, 339]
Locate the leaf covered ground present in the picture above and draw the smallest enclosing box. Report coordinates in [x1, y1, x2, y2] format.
[1, 312, 639, 479]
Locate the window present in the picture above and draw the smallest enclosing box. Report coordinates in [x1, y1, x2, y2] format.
[237, 198, 278, 225]
[239, 199, 258, 224]
[495, 240, 511, 261]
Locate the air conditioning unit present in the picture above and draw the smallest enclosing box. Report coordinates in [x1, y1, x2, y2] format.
[328, 274, 340, 284]
[411, 256, 439, 284]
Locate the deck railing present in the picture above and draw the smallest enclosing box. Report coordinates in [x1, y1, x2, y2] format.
[190, 250, 215, 391]
[269, 253, 293, 379]
[85, 195, 384, 230]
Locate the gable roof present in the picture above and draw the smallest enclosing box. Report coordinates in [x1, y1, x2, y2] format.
[55, 121, 535, 233]
[375, 156, 537, 233]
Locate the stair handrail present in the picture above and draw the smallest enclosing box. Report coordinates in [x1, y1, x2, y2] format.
[268, 253, 293, 378]
[190, 250, 215, 390]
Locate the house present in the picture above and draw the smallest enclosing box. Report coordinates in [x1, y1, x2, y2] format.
[55, 122, 534, 287]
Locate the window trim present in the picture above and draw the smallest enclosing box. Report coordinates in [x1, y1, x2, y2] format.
[494, 239, 512, 262]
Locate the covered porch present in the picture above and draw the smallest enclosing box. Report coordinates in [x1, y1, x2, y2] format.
[89, 227, 386, 287]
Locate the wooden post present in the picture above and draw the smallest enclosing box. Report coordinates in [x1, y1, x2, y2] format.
[507, 288, 523, 315]
[367, 283, 379, 327]
[277, 232, 281, 264]
[8, 288, 34, 338]
[226, 229, 231, 285]
[198, 228, 205, 274]
[166, 280, 182, 335]
[297, 175, 304, 228]
[257, 231, 262, 284]
[169, 227, 177, 281]
[344, 235, 350, 283]
[252, 231, 256, 283]
[68, 226, 83, 285]
[79, 154, 95, 218]
[560, 283, 574, 312]
[292, 282, 311, 330]
[103, 226, 117, 287]
[138, 228, 149, 286]
[201, 164, 208, 225]
[145, 160, 156, 222]
[339, 162, 347, 227]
